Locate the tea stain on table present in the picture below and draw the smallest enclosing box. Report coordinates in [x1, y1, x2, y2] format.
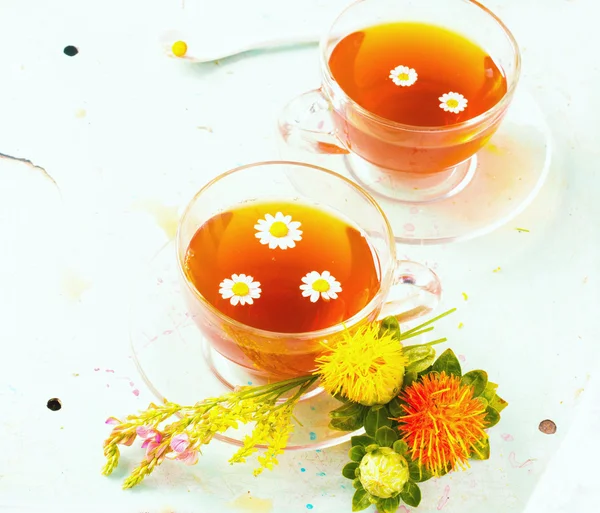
[133, 199, 180, 240]
[61, 268, 91, 301]
[228, 492, 273, 513]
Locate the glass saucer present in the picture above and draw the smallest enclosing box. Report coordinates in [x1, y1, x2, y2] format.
[129, 241, 364, 451]
[281, 87, 552, 245]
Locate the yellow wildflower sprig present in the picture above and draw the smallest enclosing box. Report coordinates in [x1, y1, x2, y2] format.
[102, 374, 317, 488]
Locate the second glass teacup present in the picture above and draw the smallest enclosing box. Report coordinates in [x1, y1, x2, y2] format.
[279, 0, 521, 204]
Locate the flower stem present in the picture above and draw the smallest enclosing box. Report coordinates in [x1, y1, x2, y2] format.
[400, 308, 456, 338]
[403, 337, 448, 350]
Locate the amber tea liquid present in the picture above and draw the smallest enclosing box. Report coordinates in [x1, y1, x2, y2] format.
[327, 22, 509, 173]
[185, 202, 379, 333]
[329, 22, 507, 126]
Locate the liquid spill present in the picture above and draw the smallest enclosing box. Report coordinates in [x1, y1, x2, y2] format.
[133, 199, 180, 240]
[501, 433, 515, 442]
[229, 492, 273, 513]
[61, 268, 91, 301]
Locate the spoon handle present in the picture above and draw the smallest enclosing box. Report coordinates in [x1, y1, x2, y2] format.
[220, 33, 322, 60]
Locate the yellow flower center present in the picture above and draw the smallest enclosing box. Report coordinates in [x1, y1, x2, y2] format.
[398, 72, 409, 81]
[312, 278, 330, 293]
[171, 40, 188, 58]
[232, 282, 250, 297]
[269, 221, 289, 238]
[446, 99, 459, 109]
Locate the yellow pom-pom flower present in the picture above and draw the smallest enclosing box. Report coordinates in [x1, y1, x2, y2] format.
[171, 40, 188, 58]
[315, 323, 407, 406]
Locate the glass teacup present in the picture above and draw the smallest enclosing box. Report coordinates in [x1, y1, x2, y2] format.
[279, 0, 521, 203]
[176, 161, 441, 379]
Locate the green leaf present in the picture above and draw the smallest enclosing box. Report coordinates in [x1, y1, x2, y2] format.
[365, 444, 379, 453]
[403, 370, 418, 387]
[377, 495, 400, 513]
[470, 437, 491, 460]
[330, 401, 367, 418]
[352, 489, 371, 512]
[329, 402, 368, 432]
[364, 405, 393, 437]
[379, 316, 401, 340]
[481, 381, 499, 402]
[375, 426, 398, 447]
[342, 462, 359, 479]
[476, 396, 489, 409]
[387, 397, 404, 418]
[393, 440, 408, 455]
[431, 349, 462, 377]
[332, 392, 351, 403]
[349, 446, 366, 462]
[408, 461, 432, 482]
[400, 481, 422, 508]
[351, 435, 376, 448]
[352, 478, 363, 490]
[461, 370, 488, 397]
[404, 345, 436, 374]
[330, 415, 365, 432]
[489, 393, 508, 413]
[484, 406, 501, 428]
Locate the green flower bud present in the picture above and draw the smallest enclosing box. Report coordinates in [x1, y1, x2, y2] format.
[358, 447, 410, 499]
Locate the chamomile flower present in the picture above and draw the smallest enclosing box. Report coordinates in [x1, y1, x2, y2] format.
[389, 65, 418, 87]
[439, 92, 468, 113]
[299, 271, 341, 303]
[254, 212, 303, 250]
[219, 274, 261, 306]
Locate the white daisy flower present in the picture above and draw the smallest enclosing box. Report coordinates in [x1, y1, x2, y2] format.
[219, 274, 261, 306]
[300, 271, 342, 303]
[254, 212, 303, 250]
[439, 92, 468, 113]
[389, 65, 418, 87]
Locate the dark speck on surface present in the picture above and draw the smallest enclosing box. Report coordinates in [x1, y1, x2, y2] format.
[539, 419, 557, 434]
[64, 45, 79, 56]
[47, 398, 62, 411]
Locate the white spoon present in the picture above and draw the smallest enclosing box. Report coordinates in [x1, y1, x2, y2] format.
[159, 29, 321, 63]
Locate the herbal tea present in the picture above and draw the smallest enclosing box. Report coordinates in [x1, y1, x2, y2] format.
[329, 22, 507, 126]
[184, 201, 380, 333]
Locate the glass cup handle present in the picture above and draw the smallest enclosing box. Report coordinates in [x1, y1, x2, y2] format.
[278, 88, 350, 155]
[377, 260, 442, 323]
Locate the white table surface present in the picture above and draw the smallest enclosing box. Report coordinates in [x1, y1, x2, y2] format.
[1, 0, 599, 512]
